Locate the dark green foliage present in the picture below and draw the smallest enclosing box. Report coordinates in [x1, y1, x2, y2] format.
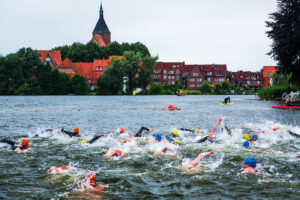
[266, 0, 300, 87]
[200, 81, 212, 94]
[257, 84, 298, 100]
[271, 72, 291, 86]
[71, 74, 90, 95]
[148, 83, 164, 95]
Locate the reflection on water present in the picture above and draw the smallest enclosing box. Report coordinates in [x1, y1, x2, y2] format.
[0, 95, 299, 199]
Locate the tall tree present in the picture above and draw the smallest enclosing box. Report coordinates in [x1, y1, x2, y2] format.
[266, 0, 300, 87]
[71, 74, 90, 95]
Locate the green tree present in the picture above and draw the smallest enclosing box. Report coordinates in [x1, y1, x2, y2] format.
[266, 0, 300, 87]
[271, 72, 290, 86]
[148, 83, 164, 95]
[200, 81, 212, 94]
[221, 81, 230, 94]
[137, 55, 158, 94]
[214, 83, 223, 94]
[71, 74, 90, 95]
[122, 51, 141, 94]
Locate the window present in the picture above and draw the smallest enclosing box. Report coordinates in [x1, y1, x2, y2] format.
[182, 72, 188, 78]
[88, 79, 92, 83]
[240, 75, 243, 78]
[189, 78, 195, 82]
[189, 84, 195, 88]
[216, 73, 223, 76]
[219, 78, 224, 82]
[163, 70, 167, 74]
[267, 72, 271, 77]
[168, 81, 171, 85]
[163, 76, 167, 80]
[172, 76, 175, 79]
[168, 70, 174, 74]
[176, 76, 180, 80]
[172, 81, 175, 85]
[96, 67, 100, 70]
[45, 57, 51, 62]
[99, 61, 101, 64]
[168, 76, 172, 79]
[193, 72, 199, 76]
[197, 78, 202, 82]
[154, 69, 161, 73]
[207, 77, 211, 82]
[207, 72, 212, 76]
[172, 65, 177, 68]
[232, 75, 234, 78]
[176, 70, 180, 74]
[154, 75, 160, 79]
[247, 80, 251, 85]
[100, 66, 103, 70]
[196, 84, 201, 87]
[257, 81, 261, 84]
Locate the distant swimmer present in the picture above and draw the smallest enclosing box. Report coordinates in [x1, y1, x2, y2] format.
[184, 151, 214, 169]
[83, 173, 109, 191]
[0, 138, 29, 153]
[179, 128, 200, 133]
[223, 96, 230, 104]
[197, 118, 222, 144]
[61, 127, 81, 137]
[166, 135, 180, 145]
[158, 146, 177, 156]
[242, 141, 275, 152]
[133, 126, 154, 137]
[49, 166, 68, 174]
[287, 130, 300, 138]
[103, 149, 123, 158]
[242, 157, 260, 174]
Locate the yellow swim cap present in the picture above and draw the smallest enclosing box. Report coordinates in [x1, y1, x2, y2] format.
[194, 128, 199, 133]
[174, 138, 180, 143]
[81, 140, 86, 144]
[230, 129, 235, 132]
[171, 130, 178, 135]
[243, 134, 250, 140]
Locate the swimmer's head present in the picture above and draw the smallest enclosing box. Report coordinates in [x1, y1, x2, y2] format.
[20, 139, 28, 147]
[243, 134, 250, 140]
[171, 129, 178, 135]
[59, 166, 67, 171]
[244, 157, 256, 168]
[174, 138, 180, 143]
[120, 128, 126, 133]
[85, 173, 96, 186]
[194, 128, 199, 133]
[155, 134, 162, 141]
[242, 141, 250, 148]
[74, 127, 79, 134]
[112, 150, 122, 157]
[249, 135, 258, 142]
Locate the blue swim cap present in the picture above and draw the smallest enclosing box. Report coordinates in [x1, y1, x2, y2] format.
[155, 134, 162, 141]
[243, 141, 250, 148]
[244, 157, 256, 167]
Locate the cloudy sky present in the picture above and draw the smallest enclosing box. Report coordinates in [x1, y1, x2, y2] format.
[0, 0, 277, 71]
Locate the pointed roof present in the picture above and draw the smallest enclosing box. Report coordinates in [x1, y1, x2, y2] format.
[38, 50, 62, 66]
[93, 3, 110, 34]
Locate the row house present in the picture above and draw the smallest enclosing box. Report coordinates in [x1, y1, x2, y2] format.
[228, 72, 263, 88]
[153, 62, 185, 86]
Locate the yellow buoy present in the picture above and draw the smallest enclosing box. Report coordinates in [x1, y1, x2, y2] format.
[133, 91, 136, 96]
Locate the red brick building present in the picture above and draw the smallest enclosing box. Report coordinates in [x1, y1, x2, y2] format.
[262, 66, 276, 87]
[92, 3, 111, 46]
[228, 72, 263, 88]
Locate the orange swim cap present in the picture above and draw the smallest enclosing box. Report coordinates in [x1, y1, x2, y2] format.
[120, 128, 126, 133]
[74, 127, 79, 134]
[59, 166, 66, 171]
[168, 105, 175, 110]
[86, 173, 96, 186]
[21, 139, 28, 147]
[112, 150, 122, 156]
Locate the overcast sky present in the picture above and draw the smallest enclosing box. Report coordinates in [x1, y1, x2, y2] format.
[0, 0, 278, 71]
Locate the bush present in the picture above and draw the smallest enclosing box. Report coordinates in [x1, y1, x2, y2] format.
[257, 84, 298, 100]
[148, 83, 164, 95]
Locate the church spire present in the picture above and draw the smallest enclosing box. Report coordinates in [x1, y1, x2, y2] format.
[93, 2, 110, 34]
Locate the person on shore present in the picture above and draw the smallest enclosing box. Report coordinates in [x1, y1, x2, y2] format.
[49, 166, 68, 174]
[61, 127, 81, 137]
[197, 118, 222, 143]
[184, 151, 214, 169]
[223, 96, 231, 104]
[0, 138, 29, 153]
[242, 157, 260, 174]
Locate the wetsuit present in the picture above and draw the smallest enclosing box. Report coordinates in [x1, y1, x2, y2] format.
[0, 139, 27, 151]
[288, 130, 300, 138]
[179, 128, 196, 133]
[196, 136, 214, 143]
[61, 128, 81, 137]
[223, 97, 230, 104]
[166, 135, 180, 145]
[222, 126, 232, 136]
[135, 126, 151, 137]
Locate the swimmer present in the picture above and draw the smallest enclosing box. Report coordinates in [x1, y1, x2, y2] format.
[166, 135, 180, 145]
[242, 141, 274, 152]
[197, 118, 222, 143]
[48, 166, 68, 174]
[61, 127, 81, 137]
[184, 151, 214, 169]
[0, 138, 29, 153]
[103, 149, 123, 158]
[133, 126, 154, 137]
[287, 130, 300, 138]
[179, 128, 200, 133]
[242, 157, 260, 174]
[223, 96, 230, 104]
[158, 146, 177, 156]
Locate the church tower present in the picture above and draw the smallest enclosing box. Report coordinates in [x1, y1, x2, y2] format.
[92, 3, 111, 46]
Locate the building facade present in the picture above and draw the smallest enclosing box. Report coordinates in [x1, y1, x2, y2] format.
[228, 72, 263, 88]
[263, 66, 276, 87]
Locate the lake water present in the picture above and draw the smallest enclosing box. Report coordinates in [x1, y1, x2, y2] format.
[0, 95, 299, 199]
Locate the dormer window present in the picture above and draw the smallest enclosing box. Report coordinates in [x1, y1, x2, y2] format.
[96, 67, 100, 70]
[100, 66, 103, 70]
[99, 61, 101, 64]
[45, 57, 51, 62]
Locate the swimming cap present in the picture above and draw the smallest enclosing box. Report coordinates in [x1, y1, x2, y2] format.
[112, 150, 122, 156]
[21, 139, 28, 147]
[86, 173, 96, 186]
[244, 157, 256, 167]
[120, 128, 126, 133]
[74, 127, 79, 134]
[171, 130, 178, 135]
[155, 134, 162, 141]
[243, 134, 250, 140]
[168, 105, 175, 110]
[174, 138, 180, 143]
[242, 141, 250, 148]
[59, 166, 67, 170]
[81, 140, 86, 144]
[194, 128, 199, 133]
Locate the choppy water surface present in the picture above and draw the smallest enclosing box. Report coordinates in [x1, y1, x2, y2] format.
[0, 95, 299, 199]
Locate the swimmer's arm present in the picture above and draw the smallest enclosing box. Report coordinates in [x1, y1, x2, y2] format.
[188, 152, 214, 166]
[61, 128, 73, 137]
[118, 138, 132, 144]
[158, 146, 177, 155]
[207, 119, 222, 138]
[179, 128, 194, 133]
